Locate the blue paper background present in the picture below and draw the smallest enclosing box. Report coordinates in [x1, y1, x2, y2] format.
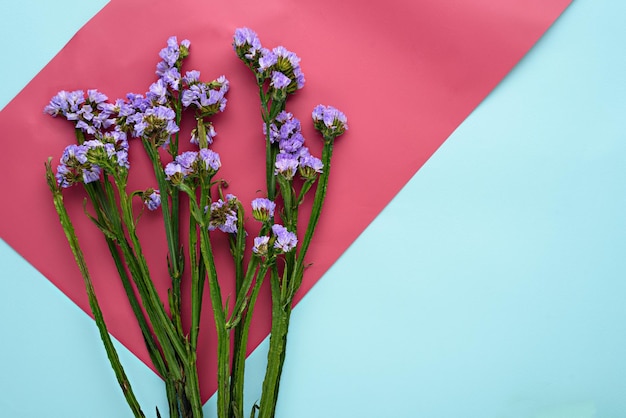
[2, 1, 625, 417]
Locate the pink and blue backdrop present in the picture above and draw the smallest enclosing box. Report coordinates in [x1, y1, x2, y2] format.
[1, 0, 625, 417]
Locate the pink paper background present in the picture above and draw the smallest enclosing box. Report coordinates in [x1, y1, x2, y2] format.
[0, 0, 570, 401]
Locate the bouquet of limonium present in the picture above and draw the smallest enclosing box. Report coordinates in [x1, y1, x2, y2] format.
[44, 27, 347, 418]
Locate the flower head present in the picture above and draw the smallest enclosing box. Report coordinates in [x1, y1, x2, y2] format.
[252, 235, 270, 256]
[44, 89, 115, 136]
[157, 36, 190, 73]
[272, 46, 305, 92]
[312, 105, 348, 140]
[143, 189, 161, 211]
[55, 143, 102, 188]
[275, 154, 299, 180]
[233, 27, 263, 67]
[44, 90, 85, 117]
[271, 224, 298, 253]
[251, 198, 276, 222]
[191, 122, 217, 146]
[272, 71, 291, 87]
[208, 195, 239, 234]
[181, 76, 229, 116]
[257, 48, 277, 75]
[298, 153, 324, 179]
[164, 161, 185, 184]
[198, 148, 221, 173]
[134, 105, 179, 147]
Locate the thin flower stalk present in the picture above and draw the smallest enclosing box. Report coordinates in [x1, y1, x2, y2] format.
[46, 161, 145, 418]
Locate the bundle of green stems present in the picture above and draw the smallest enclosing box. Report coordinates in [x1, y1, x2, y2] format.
[44, 30, 347, 418]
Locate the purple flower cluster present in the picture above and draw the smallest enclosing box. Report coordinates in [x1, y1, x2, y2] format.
[155, 36, 190, 90]
[233, 28, 305, 94]
[55, 144, 99, 187]
[271, 224, 298, 253]
[55, 131, 130, 188]
[181, 75, 229, 117]
[233, 28, 263, 68]
[112, 90, 180, 148]
[252, 224, 298, 256]
[113, 37, 195, 146]
[190, 123, 217, 146]
[208, 194, 239, 234]
[251, 198, 276, 222]
[132, 105, 179, 146]
[267, 111, 323, 180]
[143, 189, 161, 211]
[252, 236, 270, 256]
[312, 105, 349, 139]
[44, 89, 116, 135]
[164, 148, 221, 183]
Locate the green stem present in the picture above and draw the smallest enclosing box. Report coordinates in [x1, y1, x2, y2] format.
[143, 139, 183, 282]
[115, 175, 188, 371]
[257, 267, 291, 418]
[199, 225, 230, 418]
[231, 261, 270, 418]
[189, 205, 203, 350]
[257, 140, 336, 417]
[183, 348, 204, 418]
[88, 179, 187, 416]
[290, 140, 334, 300]
[46, 161, 145, 418]
[84, 181, 168, 378]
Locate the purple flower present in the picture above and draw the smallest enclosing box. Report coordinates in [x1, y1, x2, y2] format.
[272, 46, 305, 92]
[82, 165, 102, 184]
[209, 196, 239, 234]
[275, 154, 299, 180]
[233, 27, 262, 50]
[75, 120, 96, 135]
[271, 71, 291, 90]
[61, 144, 88, 165]
[45, 89, 115, 136]
[198, 148, 221, 172]
[233, 27, 263, 65]
[159, 45, 179, 68]
[159, 36, 180, 67]
[127, 93, 149, 112]
[183, 70, 201, 84]
[87, 89, 108, 105]
[78, 135, 130, 172]
[55, 164, 73, 188]
[299, 153, 324, 178]
[161, 67, 181, 91]
[181, 77, 229, 116]
[44, 90, 85, 117]
[144, 189, 161, 211]
[155, 37, 190, 78]
[147, 79, 169, 105]
[135, 105, 179, 147]
[176, 151, 195, 166]
[251, 198, 276, 222]
[252, 235, 270, 256]
[258, 48, 277, 73]
[276, 111, 292, 124]
[191, 123, 217, 145]
[279, 132, 304, 153]
[56, 144, 92, 187]
[312, 105, 348, 139]
[165, 161, 185, 183]
[264, 111, 303, 146]
[214, 75, 230, 93]
[272, 224, 298, 253]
